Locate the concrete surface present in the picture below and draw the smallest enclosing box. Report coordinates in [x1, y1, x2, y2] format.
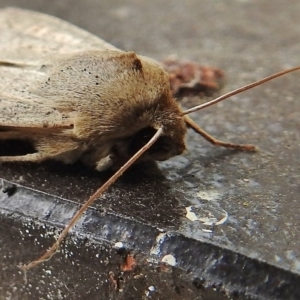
[0, 0, 300, 299]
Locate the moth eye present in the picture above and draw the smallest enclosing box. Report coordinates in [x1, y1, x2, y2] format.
[150, 137, 168, 151]
[128, 127, 157, 154]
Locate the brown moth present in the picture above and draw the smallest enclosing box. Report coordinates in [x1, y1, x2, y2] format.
[0, 7, 254, 172]
[0, 8, 299, 270]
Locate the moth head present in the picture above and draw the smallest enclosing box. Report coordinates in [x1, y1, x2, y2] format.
[149, 134, 186, 161]
[128, 116, 187, 162]
[151, 121, 187, 161]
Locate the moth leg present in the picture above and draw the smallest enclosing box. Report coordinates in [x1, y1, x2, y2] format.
[184, 115, 257, 151]
[0, 153, 46, 162]
[95, 155, 114, 172]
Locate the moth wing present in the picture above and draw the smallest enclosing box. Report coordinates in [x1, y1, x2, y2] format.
[0, 98, 74, 133]
[0, 54, 75, 134]
[0, 8, 121, 163]
[0, 7, 117, 65]
[0, 7, 116, 134]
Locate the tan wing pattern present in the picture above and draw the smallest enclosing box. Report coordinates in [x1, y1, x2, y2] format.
[0, 7, 116, 64]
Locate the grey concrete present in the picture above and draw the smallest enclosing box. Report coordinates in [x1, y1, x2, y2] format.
[0, 0, 300, 299]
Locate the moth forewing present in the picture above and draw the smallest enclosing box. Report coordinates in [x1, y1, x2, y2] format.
[0, 7, 117, 63]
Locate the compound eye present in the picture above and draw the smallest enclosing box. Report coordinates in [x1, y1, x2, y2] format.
[150, 137, 171, 153]
[129, 127, 157, 154]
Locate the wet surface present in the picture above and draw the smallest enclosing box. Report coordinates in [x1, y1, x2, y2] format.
[0, 0, 300, 299]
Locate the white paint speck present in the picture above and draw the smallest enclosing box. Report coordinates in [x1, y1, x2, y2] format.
[150, 232, 167, 256]
[114, 242, 124, 249]
[161, 254, 176, 266]
[215, 209, 228, 225]
[148, 286, 155, 292]
[185, 206, 199, 221]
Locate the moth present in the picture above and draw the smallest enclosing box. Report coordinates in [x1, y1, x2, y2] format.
[0, 8, 298, 270]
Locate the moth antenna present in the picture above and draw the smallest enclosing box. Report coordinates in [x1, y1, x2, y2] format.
[183, 66, 300, 115]
[20, 127, 164, 271]
[184, 115, 256, 151]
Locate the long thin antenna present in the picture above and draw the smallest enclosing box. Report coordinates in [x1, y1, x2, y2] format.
[183, 66, 300, 115]
[184, 115, 256, 151]
[20, 127, 164, 271]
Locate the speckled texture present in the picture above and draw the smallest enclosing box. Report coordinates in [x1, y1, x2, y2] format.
[0, 0, 300, 299]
